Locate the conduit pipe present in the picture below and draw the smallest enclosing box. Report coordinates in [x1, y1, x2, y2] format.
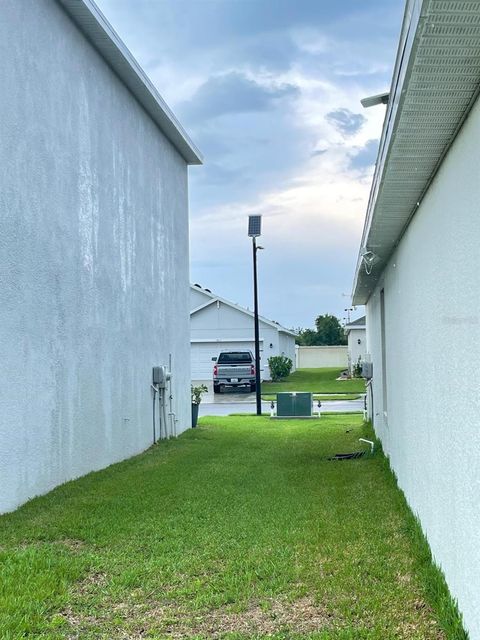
[151, 384, 158, 444]
[359, 438, 375, 453]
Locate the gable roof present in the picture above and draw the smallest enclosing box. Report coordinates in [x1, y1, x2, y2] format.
[353, 0, 480, 304]
[345, 316, 366, 328]
[57, 0, 202, 165]
[190, 285, 297, 337]
[344, 316, 366, 333]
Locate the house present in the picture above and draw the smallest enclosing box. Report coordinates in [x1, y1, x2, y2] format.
[190, 285, 297, 380]
[352, 1, 480, 637]
[344, 316, 366, 373]
[0, 0, 201, 514]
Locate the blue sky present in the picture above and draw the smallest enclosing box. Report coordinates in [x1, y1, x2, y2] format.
[96, 0, 404, 329]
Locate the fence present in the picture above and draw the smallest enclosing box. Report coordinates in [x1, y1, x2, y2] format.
[295, 346, 348, 369]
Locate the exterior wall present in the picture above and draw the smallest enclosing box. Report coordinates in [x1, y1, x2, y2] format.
[190, 287, 210, 309]
[296, 346, 348, 369]
[347, 329, 366, 371]
[0, 0, 191, 513]
[278, 332, 297, 372]
[366, 95, 480, 639]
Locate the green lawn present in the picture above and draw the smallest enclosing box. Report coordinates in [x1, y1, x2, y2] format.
[262, 368, 366, 394]
[0, 416, 465, 639]
[261, 394, 361, 402]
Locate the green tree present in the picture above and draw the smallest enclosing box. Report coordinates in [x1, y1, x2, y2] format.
[296, 328, 319, 346]
[296, 315, 346, 346]
[314, 314, 347, 345]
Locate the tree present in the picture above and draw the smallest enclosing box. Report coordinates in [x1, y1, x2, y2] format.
[315, 314, 347, 345]
[296, 328, 319, 346]
[296, 315, 346, 346]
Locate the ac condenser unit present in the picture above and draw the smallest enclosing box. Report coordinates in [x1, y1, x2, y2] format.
[276, 392, 312, 418]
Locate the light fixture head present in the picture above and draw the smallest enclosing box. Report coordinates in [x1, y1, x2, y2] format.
[361, 92, 389, 108]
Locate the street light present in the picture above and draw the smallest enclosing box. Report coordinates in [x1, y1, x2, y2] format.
[248, 215, 262, 416]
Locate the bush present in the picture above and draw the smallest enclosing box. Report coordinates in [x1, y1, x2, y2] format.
[268, 355, 293, 382]
[353, 356, 363, 378]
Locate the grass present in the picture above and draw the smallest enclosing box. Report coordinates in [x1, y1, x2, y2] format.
[261, 394, 361, 402]
[0, 416, 466, 639]
[262, 368, 366, 394]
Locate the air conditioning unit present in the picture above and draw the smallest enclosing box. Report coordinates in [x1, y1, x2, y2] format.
[276, 392, 312, 418]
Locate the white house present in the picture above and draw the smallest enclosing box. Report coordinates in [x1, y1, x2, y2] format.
[353, 1, 480, 637]
[344, 316, 366, 373]
[0, 0, 201, 513]
[190, 285, 297, 380]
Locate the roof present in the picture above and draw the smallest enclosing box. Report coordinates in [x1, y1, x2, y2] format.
[57, 0, 202, 165]
[344, 316, 366, 332]
[190, 285, 297, 337]
[353, 0, 480, 304]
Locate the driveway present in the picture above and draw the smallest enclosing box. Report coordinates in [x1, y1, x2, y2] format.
[194, 380, 364, 417]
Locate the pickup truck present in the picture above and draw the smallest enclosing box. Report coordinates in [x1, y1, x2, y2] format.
[212, 350, 256, 393]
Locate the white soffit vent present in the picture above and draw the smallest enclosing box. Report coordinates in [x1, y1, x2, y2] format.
[353, 0, 480, 304]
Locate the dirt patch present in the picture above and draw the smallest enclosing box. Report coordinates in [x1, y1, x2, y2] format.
[160, 596, 334, 638]
[62, 591, 334, 639]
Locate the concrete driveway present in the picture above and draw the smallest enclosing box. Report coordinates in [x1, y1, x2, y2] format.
[194, 380, 364, 417]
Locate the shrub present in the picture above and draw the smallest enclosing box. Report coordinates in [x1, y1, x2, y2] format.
[353, 356, 363, 378]
[191, 384, 208, 405]
[268, 355, 293, 382]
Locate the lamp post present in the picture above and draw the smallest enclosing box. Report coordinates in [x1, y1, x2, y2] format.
[248, 215, 262, 416]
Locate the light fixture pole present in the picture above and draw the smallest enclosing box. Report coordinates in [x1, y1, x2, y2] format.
[248, 215, 262, 416]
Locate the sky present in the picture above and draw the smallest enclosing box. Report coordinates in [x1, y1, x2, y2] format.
[96, 0, 404, 330]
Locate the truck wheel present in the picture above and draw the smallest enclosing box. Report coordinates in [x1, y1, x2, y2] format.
[250, 383, 256, 393]
[213, 384, 221, 394]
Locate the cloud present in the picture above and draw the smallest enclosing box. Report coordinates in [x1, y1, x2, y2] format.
[325, 108, 366, 136]
[95, 0, 403, 326]
[179, 72, 299, 121]
[349, 138, 379, 171]
[311, 148, 328, 157]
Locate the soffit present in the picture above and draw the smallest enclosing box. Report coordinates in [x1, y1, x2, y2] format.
[353, 0, 480, 304]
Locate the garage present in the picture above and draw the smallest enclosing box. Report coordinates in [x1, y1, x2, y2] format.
[191, 340, 263, 380]
[190, 284, 297, 382]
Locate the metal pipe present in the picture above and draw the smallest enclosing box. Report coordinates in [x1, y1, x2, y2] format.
[366, 378, 374, 425]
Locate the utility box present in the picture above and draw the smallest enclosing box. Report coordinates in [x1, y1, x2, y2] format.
[361, 361, 373, 380]
[276, 392, 312, 418]
[152, 365, 169, 388]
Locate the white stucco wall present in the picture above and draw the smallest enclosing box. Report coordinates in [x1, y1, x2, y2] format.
[366, 95, 480, 638]
[278, 332, 297, 372]
[0, 0, 191, 513]
[296, 346, 348, 369]
[190, 287, 210, 309]
[347, 329, 366, 371]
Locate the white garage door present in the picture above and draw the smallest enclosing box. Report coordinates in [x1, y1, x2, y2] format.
[191, 341, 263, 380]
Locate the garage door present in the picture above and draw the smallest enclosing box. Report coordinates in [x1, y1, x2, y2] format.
[191, 341, 263, 380]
